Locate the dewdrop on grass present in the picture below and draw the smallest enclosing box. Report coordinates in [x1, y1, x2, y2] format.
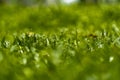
[109, 56, 114, 62]
[98, 44, 103, 48]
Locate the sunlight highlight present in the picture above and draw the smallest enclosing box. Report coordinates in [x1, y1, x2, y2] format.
[63, 0, 76, 4]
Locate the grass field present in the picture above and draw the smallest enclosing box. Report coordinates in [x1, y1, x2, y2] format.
[0, 4, 120, 80]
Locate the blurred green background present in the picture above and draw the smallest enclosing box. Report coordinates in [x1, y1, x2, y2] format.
[0, 0, 120, 80]
[0, 0, 120, 32]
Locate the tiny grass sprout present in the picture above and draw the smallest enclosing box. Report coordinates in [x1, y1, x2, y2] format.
[34, 53, 39, 61]
[98, 44, 103, 48]
[112, 37, 120, 48]
[3, 41, 10, 48]
[19, 49, 24, 54]
[1, 37, 11, 48]
[112, 24, 119, 33]
[25, 46, 30, 52]
[10, 45, 18, 52]
[102, 30, 107, 37]
[46, 38, 50, 46]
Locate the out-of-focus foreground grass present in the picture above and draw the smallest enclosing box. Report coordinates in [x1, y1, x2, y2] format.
[0, 4, 120, 80]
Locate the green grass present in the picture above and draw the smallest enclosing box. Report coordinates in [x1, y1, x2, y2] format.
[0, 4, 120, 80]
